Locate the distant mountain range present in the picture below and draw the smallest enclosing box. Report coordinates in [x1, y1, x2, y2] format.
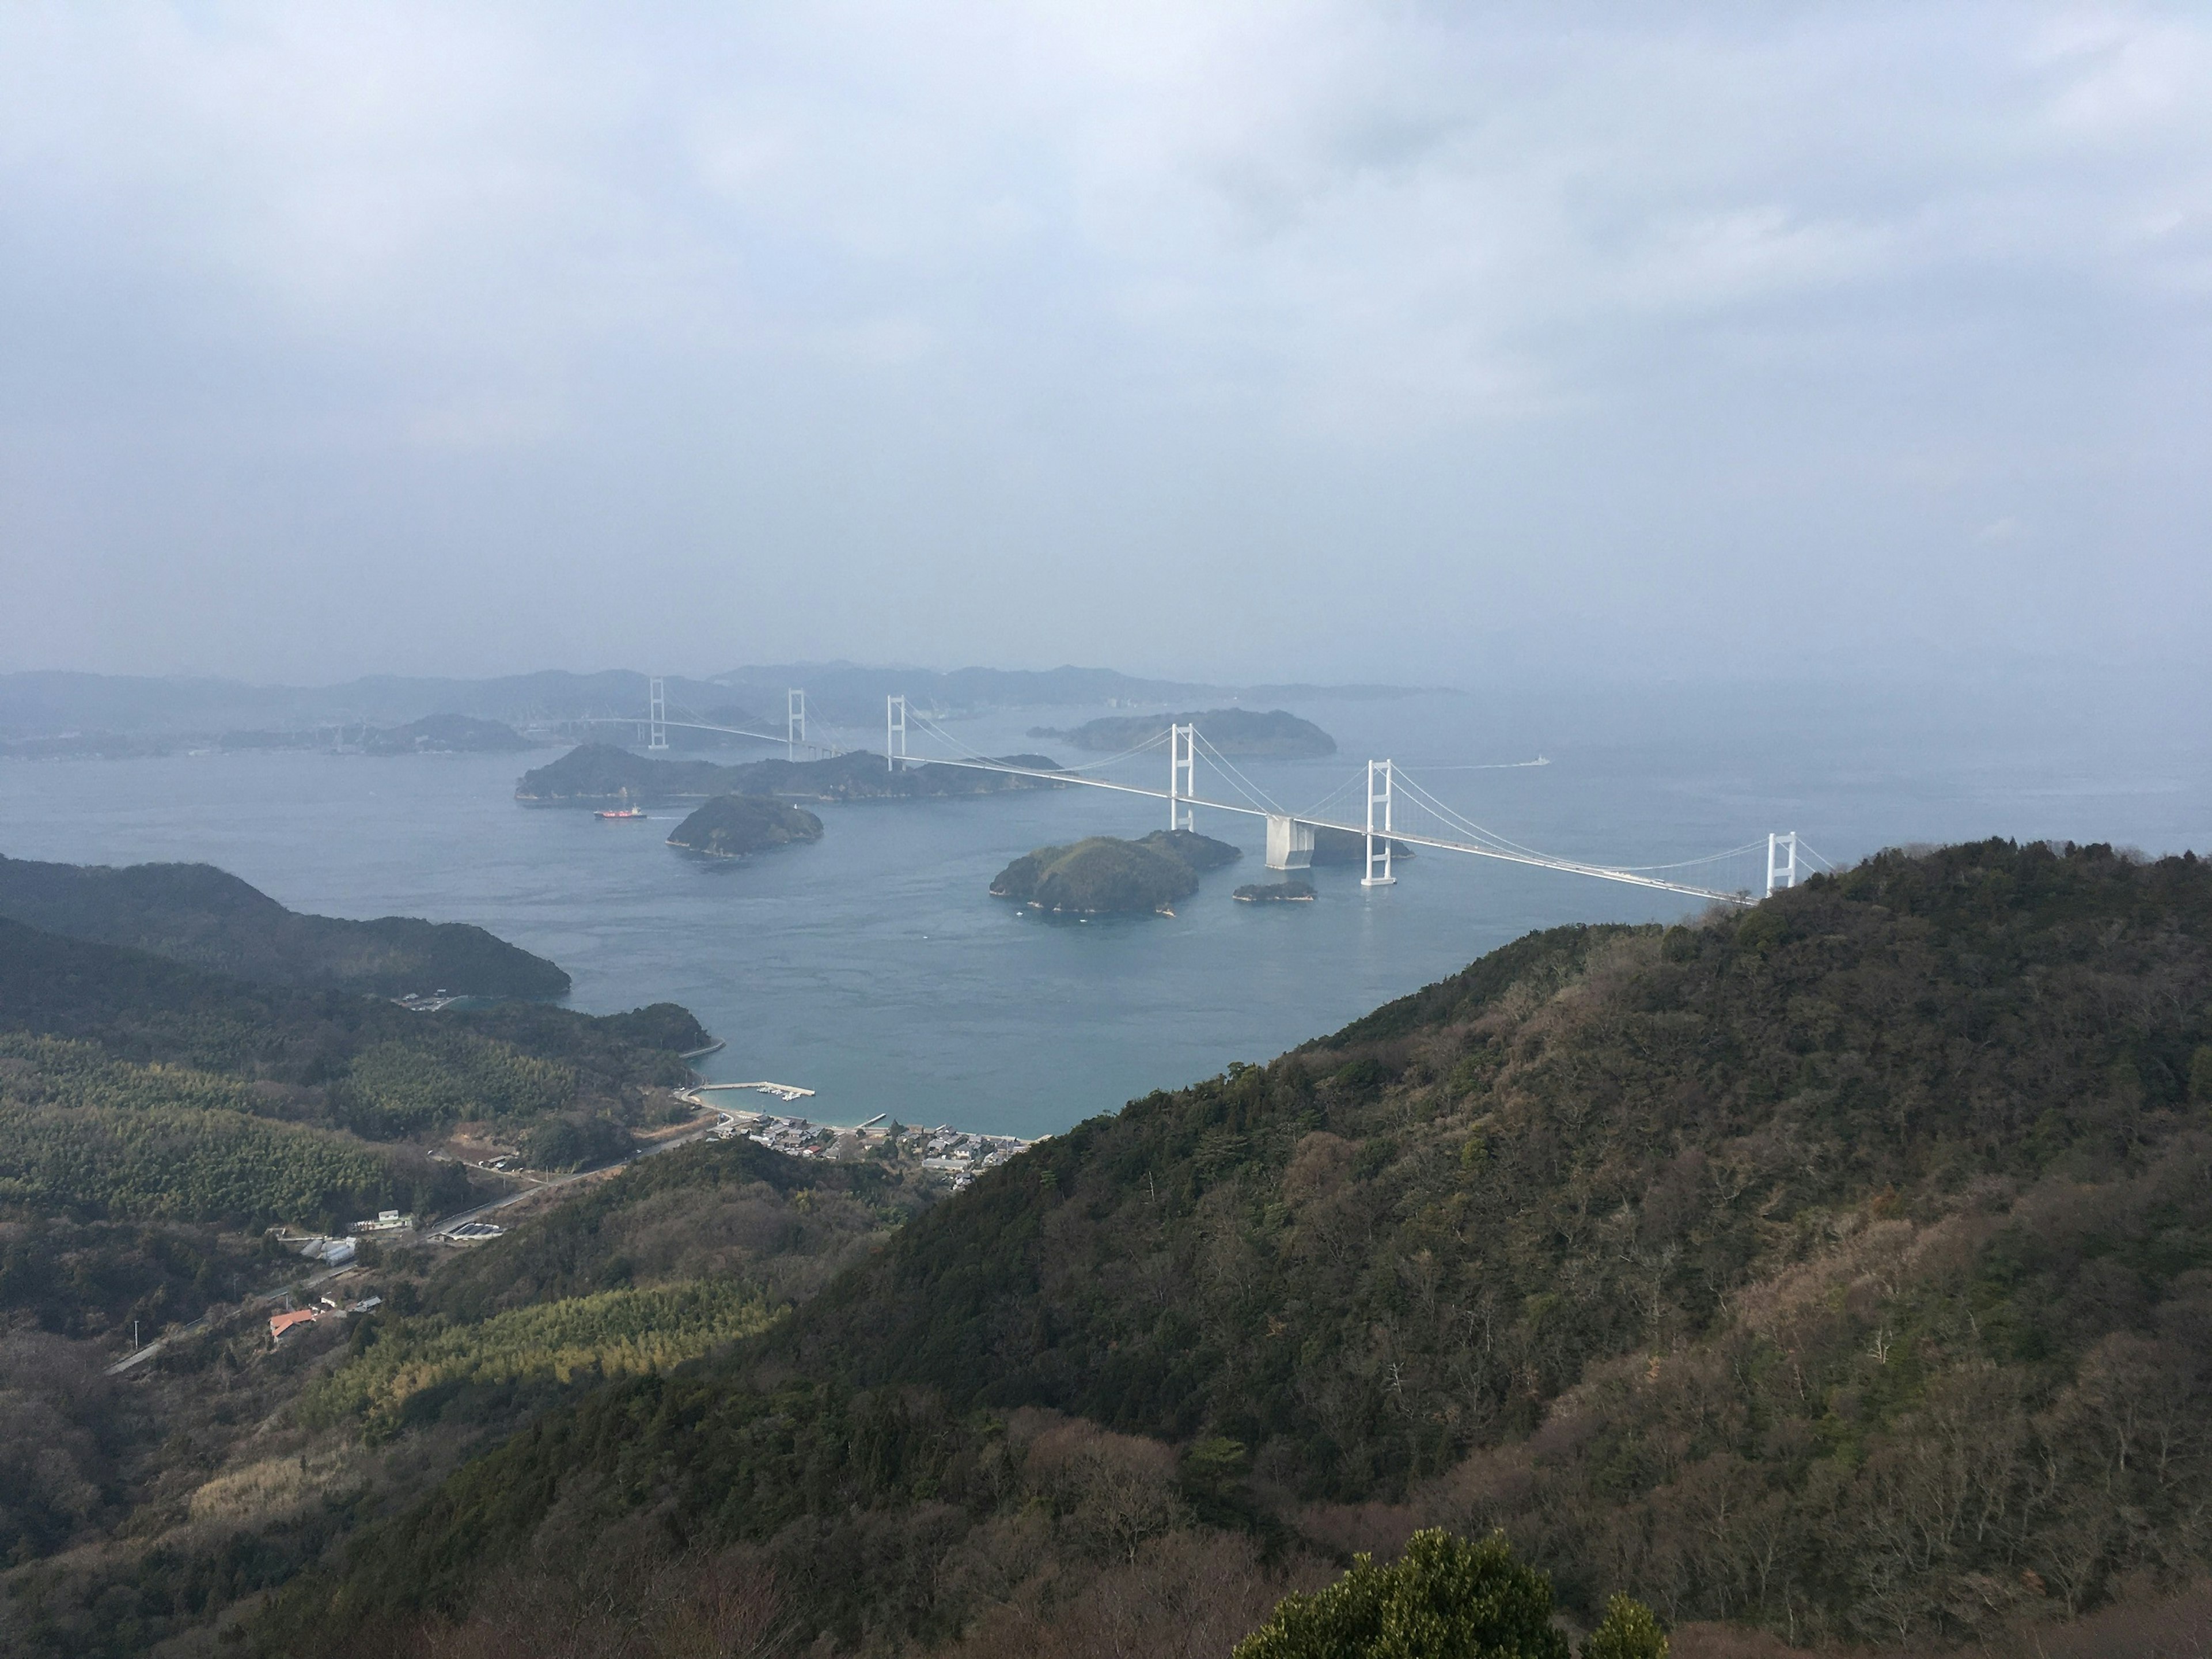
[0, 664, 1445, 745]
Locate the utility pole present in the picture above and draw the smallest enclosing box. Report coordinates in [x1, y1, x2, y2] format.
[1362, 760, 1396, 887]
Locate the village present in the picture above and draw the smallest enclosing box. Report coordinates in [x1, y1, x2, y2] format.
[225, 1097, 1036, 1358]
[706, 1103, 1032, 1191]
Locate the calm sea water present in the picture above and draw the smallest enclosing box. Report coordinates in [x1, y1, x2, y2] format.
[2, 685, 2204, 1138]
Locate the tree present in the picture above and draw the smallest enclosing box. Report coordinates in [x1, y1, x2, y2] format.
[1582, 1594, 1667, 1659]
[1233, 1529, 1570, 1659]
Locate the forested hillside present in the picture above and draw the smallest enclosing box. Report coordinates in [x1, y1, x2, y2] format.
[0, 854, 570, 997]
[0, 918, 700, 1143]
[1, 1127, 923, 1659]
[273, 840, 2212, 1657]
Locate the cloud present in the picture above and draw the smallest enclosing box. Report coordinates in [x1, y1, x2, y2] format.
[0, 1, 2207, 681]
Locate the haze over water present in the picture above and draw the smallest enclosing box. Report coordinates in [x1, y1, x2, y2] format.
[2, 683, 2204, 1139]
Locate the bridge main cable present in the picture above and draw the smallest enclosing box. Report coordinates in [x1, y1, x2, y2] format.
[894, 739, 1752, 905]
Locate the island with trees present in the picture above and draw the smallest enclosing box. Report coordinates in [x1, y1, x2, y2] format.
[1028, 706, 1335, 756]
[990, 827, 1241, 915]
[516, 743, 1066, 805]
[663, 794, 825, 858]
[219, 713, 536, 754]
[1233, 878, 1316, 903]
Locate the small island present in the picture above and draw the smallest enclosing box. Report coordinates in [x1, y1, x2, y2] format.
[990, 828, 1241, 915]
[1027, 707, 1335, 757]
[664, 795, 825, 858]
[1233, 878, 1316, 903]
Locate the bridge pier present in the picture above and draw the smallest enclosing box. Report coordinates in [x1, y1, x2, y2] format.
[648, 677, 668, 752]
[1169, 724, 1196, 831]
[1266, 815, 1315, 870]
[1361, 759, 1396, 887]
[1766, 831, 1800, 897]
[887, 694, 908, 772]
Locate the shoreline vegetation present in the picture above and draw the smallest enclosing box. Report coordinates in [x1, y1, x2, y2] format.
[663, 795, 825, 859]
[1027, 706, 1336, 757]
[990, 827, 1242, 915]
[515, 743, 1067, 805]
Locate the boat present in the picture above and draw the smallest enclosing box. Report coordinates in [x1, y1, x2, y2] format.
[596, 792, 647, 821]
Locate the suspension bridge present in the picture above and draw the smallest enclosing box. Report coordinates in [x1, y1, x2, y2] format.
[583, 679, 843, 760]
[626, 679, 1831, 906]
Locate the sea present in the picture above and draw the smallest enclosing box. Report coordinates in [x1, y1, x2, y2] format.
[3, 679, 2205, 1140]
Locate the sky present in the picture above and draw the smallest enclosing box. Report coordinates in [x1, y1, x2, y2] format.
[1, 2, 2207, 690]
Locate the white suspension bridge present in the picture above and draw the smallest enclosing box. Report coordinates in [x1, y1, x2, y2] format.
[586, 678, 843, 760]
[626, 678, 1832, 906]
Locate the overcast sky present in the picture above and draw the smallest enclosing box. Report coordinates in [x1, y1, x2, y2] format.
[1, 2, 2206, 688]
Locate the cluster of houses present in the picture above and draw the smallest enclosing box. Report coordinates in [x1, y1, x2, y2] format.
[908, 1126, 1029, 1191]
[715, 1112, 838, 1158]
[704, 1108, 1029, 1187]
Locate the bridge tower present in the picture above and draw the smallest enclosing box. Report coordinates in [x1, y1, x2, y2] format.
[647, 678, 668, 752]
[1169, 724, 1196, 831]
[786, 690, 806, 762]
[1765, 831, 1800, 897]
[886, 695, 907, 772]
[1361, 759, 1396, 887]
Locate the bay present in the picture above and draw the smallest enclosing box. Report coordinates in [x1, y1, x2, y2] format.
[1, 682, 2203, 1139]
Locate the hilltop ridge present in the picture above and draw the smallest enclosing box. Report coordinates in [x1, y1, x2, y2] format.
[0, 854, 569, 998]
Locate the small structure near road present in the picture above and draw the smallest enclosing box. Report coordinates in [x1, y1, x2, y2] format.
[349, 1209, 414, 1234]
[268, 1309, 320, 1345]
[443, 1220, 506, 1244]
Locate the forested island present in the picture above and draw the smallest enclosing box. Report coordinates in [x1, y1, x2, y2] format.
[219, 713, 535, 754]
[663, 794, 825, 858]
[1028, 706, 1335, 756]
[1234, 877, 1316, 902]
[516, 743, 1065, 804]
[0, 854, 570, 997]
[990, 827, 1241, 914]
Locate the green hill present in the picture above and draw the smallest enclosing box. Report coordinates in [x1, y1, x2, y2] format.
[515, 743, 1066, 804]
[1031, 707, 1336, 757]
[664, 794, 825, 857]
[0, 854, 569, 998]
[276, 840, 2212, 1657]
[991, 828, 1242, 914]
[0, 917, 701, 1142]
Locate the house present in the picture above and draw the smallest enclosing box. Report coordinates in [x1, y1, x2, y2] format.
[268, 1309, 319, 1344]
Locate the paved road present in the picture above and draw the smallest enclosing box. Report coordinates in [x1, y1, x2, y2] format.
[104, 1257, 361, 1376]
[425, 1122, 721, 1237]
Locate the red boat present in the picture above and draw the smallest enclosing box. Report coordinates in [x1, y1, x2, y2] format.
[596, 803, 647, 820]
